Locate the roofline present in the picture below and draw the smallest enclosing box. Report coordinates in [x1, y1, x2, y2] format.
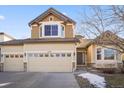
[1, 38, 79, 46]
[28, 7, 76, 26]
[0, 32, 15, 39]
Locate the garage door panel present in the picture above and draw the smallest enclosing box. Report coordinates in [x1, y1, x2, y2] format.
[4, 62, 24, 71]
[28, 61, 72, 72]
[28, 57, 72, 62]
[27, 51, 74, 72]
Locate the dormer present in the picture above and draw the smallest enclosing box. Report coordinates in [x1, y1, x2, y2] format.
[29, 8, 76, 38]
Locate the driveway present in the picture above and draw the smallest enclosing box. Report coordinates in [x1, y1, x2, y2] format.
[0, 72, 79, 88]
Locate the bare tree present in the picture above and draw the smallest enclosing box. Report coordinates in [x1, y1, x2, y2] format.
[80, 5, 124, 53]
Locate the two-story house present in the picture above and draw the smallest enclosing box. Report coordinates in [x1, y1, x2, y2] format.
[0, 8, 123, 72]
[0, 8, 79, 72]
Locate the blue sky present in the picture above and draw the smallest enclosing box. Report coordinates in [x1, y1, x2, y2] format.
[0, 5, 90, 39]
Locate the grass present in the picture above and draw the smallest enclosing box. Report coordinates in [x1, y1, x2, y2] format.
[104, 74, 124, 88]
[75, 72, 124, 88]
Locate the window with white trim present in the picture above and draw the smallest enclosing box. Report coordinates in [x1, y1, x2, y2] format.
[61, 25, 64, 37]
[56, 53, 60, 57]
[44, 25, 58, 36]
[97, 48, 102, 60]
[5, 54, 9, 58]
[96, 47, 116, 61]
[67, 53, 71, 57]
[104, 48, 115, 60]
[40, 25, 42, 37]
[40, 22, 65, 38]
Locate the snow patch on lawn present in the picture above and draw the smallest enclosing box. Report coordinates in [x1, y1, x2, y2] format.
[78, 72, 106, 88]
[0, 82, 12, 87]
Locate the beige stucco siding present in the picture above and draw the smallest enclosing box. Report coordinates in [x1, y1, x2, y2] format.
[24, 43, 75, 51]
[65, 25, 73, 38]
[31, 14, 74, 38]
[1, 45, 24, 71]
[31, 25, 40, 38]
[87, 45, 95, 64]
[24, 43, 75, 72]
[1, 45, 23, 53]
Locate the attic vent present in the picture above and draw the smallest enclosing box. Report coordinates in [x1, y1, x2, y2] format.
[49, 16, 53, 21]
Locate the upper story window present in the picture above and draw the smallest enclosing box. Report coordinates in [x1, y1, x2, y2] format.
[44, 25, 58, 36]
[61, 25, 64, 37]
[41, 22, 65, 38]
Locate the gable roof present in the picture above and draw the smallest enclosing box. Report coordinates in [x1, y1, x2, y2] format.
[93, 30, 123, 45]
[77, 39, 92, 49]
[28, 8, 76, 26]
[77, 31, 124, 49]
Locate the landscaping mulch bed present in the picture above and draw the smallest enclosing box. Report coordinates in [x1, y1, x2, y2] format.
[75, 75, 94, 88]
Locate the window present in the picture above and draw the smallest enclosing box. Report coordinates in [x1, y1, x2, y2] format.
[56, 53, 60, 57]
[50, 54, 54, 57]
[20, 54, 23, 58]
[97, 48, 102, 60]
[67, 53, 71, 57]
[73, 52, 75, 56]
[34, 53, 38, 57]
[5, 55, 9, 58]
[45, 54, 49, 57]
[24, 53, 26, 57]
[28, 53, 33, 57]
[61, 25, 64, 37]
[49, 16, 53, 21]
[61, 53, 65, 57]
[39, 54, 43, 57]
[104, 49, 115, 60]
[10, 54, 14, 58]
[44, 25, 58, 36]
[15, 55, 19, 58]
[40, 26, 42, 37]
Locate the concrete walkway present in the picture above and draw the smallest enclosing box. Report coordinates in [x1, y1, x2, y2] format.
[0, 72, 79, 88]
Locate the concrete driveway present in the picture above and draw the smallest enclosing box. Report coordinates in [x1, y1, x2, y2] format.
[0, 72, 79, 88]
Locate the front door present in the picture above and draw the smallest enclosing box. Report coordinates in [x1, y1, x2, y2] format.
[77, 52, 85, 65]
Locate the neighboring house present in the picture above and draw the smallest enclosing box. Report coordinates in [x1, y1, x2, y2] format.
[0, 8, 123, 72]
[0, 32, 14, 42]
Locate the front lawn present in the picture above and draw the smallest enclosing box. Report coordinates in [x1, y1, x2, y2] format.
[104, 74, 124, 88]
[75, 72, 124, 88]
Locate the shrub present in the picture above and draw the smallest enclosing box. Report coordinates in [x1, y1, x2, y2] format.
[100, 68, 116, 74]
[121, 68, 124, 73]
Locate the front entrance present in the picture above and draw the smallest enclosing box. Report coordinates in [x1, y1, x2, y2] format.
[77, 52, 85, 65]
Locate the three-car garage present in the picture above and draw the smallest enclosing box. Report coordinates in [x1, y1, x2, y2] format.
[0, 41, 76, 72]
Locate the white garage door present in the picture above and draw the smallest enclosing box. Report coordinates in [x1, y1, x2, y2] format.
[27, 52, 73, 72]
[3, 54, 24, 71]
